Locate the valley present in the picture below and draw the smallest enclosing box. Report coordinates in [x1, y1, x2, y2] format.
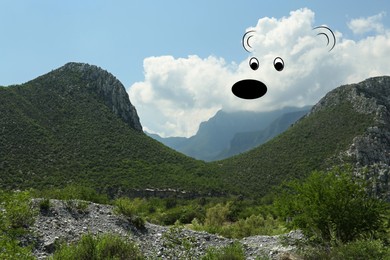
[1, 63, 390, 259]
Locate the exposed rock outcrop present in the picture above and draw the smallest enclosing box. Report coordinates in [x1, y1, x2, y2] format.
[58, 62, 142, 131]
[309, 76, 390, 200]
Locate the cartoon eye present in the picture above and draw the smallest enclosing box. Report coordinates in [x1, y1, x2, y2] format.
[273, 57, 284, 71]
[249, 57, 259, 70]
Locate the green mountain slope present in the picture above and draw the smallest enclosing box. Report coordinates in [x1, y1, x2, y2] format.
[1, 63, 388, 199]
[0, 63, 222, 195]
[215, 77, 388, 197]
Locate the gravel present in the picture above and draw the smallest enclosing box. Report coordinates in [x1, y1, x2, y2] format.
[29, 199, 303, 259]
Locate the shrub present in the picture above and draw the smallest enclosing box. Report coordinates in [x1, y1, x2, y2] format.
[0, 234, 35, 260]
[165, 198, 178, 209]
[0, 189, 36, 259]
[202, 242, 246, 260]
[329, 239, 390, 260]
[1, 190, 36, 231]
[275, 168, 389, 243]
[65, 199, 89, 215]
[192, 204, 284, 239]
[221, 214, 286, 238]
[39, 198, 51, 212]
[51, 233, 144, 260]
[97, 233, 144, 259]
[158, 204, 204, 225]
[114, 197, 136, 217]
[162, 223, 196, 259]
[113, 197, 145, 229]
[204, 203, 229, 227]
[302, 239, 390, 260]
[131, 215, 146, 230]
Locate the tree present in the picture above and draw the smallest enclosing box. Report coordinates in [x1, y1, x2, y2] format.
[275, 168, 388, 243]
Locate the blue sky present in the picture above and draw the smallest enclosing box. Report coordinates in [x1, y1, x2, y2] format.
[1, 0, 388, 86]
[1, 1, 390, 137]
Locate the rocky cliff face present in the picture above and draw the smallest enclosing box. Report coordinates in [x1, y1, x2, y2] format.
[310, 76, 390, 200]
[58, 62, 142, 131]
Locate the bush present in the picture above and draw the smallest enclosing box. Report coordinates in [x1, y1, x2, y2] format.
[0, 234, 35, 260]
[157, 203, 204, 225]
[275, 168, 389, 243]
[39, 198, 51, 212]
[220, 214, 286, 238]
[202, 242, 246, 260]
[65, 199, 89, 215]
[191, 202, 284, 239]
[0, 190, 36, 231]
[113, 197, 145, 229]
[113, 197, 137, 217]
[0, 189, 36, 259]
[165, 198, 178, 209]
[329, 239, 390, 260]
[97, 234, 142, 259]
[205, 203, 230, 227]
[303, 239, 390, 260]
[131, 215, 146, 230]
[162, 223, 196, 259]
[51, 233, 144, 260]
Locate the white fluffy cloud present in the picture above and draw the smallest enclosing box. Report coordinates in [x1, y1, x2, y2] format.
[348, 12, 386, 34]
[128, 8, 390, 137]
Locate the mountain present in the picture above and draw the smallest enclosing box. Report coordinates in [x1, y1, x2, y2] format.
[0, 62, 220, 196]
[1, 64, 389, 199]
[215, 76, 390, 199]
[216, 109, 310, 160]
[148, 107, 311, 161]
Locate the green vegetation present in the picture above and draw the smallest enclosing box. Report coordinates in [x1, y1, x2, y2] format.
[113, 197, 146, 229]
[275, 167, 388, 243]
[0, 63, 378, 198]
[33, 185, 110, 204]
[51, 233, 144, 260]
[275, 167, 390, 259]
[162, 223, 197, 259]
[65, 199, 90, 215]
[0, 190, 36, 259]
[217, 101, 374, 196]
[39, 198, 51, 212]
[302, 239, 390, 260]
[191, 202, 285, 238]
[0, 166, 389, 258]
[0, 66, 221, 196]
[202, 242, 246, 260]
[109, 194, 285, 239]
[1, 66, 389, 258]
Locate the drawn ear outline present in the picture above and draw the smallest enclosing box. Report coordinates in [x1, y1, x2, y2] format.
[313, 25, 336, 52]
[242, 30, 256, 53]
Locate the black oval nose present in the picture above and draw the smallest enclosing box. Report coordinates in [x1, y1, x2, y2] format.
[232, 79, 267, 99]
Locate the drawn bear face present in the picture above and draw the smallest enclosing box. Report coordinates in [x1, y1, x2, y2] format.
[232, 26, 336, 100]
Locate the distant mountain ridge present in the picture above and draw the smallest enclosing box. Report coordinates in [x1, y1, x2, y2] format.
[148, 106, 311, 161]
[216, 109, 310, 160]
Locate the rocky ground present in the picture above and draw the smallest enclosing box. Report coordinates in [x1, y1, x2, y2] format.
[28, 199, 304, 259]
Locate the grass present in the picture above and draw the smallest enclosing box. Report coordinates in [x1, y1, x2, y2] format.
[202, 242, 246, 260]
[50, 233, 144, 260]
